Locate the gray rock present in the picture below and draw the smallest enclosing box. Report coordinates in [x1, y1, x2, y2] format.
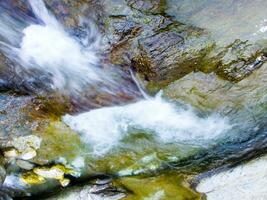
[46, 183, 125, 200]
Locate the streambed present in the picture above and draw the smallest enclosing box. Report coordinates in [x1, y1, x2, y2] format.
[0, 0, 267, 199]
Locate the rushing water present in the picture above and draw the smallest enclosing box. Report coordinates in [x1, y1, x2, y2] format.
[19, 0, 102, 91]
[64, 93, 230, 155]
[0, 0, 138, 98]
[2, 0, 267, 199]
[0, 0, 231, 156]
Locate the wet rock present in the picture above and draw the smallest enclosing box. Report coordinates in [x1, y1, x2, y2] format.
[101, 0, 213, 88]
[0, 53, 54, 95]
[10, 135, 41, 152]
[46, 182, 125, 200]
[59, 178, 70, 187]
[3, 135, 41, 161]
[0, 164, 6, 185]
[163, 63, 267, 172]
[126, 0, 166, 14]
[133, 27, 212, 86]
[33, 165, 65, 180]
[20, 172, 46, 185]
[104, 1, 267, 90]
[164, 62, 267, 117]
[18, 148, 37, 160]
[100, 1, 263, 93]
[20, 164, 80, 188]
[0, 186, 27, 200]
[3, 149, 18, 159]
[197, 155, 267, 200]
[16, 160, 35, 170]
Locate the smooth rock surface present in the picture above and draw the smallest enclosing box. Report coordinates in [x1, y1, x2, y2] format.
[197, 155, 267, 200]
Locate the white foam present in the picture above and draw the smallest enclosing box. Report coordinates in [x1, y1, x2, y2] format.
[63, 95, 230, 155]
[197, 155, 267, 200]
[71, 157, 85, 170]
[17, 0, 102, 90]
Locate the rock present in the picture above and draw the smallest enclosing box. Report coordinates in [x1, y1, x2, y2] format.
[18, 148, 37, 160]
[0, 164, 6, 185]
[34, 167, 64, 180]
[0, 93, 46, 139]
[3, 135, 41, 161]
[19, 164, 81, 188]
[102, 0, 267, 90]
[46, 183, 125, 200]
[164, 62, 267, 119]
[126, 0, 166, 15]
[59, 178, 70, 187]
[20, 172, 45, 185]
[197, 155, 267, 200]
[102, 0, 214, 88]
[4, 149, 19, 159]
[16, 160, 35, 170]
[0, 53, 54, 95]
[132, 27, 212, 86]
[162, 63, 267, 172]
[11, 135, 41, 152]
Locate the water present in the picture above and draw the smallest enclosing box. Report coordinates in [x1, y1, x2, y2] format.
[0, 0, 135, 96]
[63, 93, 230, 155]
[0, 0, 237, 197]
[3, 0, 230, 156]
[18, 0, 104, 91]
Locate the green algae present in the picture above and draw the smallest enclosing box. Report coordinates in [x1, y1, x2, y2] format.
[33, 122, 87, 165]
[21, 172, 46, 185]
[89, 132, 202, 176]
[114, 171, 202, 200]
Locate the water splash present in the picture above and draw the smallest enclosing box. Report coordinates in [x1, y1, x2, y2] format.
[0, 0, 131, 95]
[63, 94, 230, 155]
[18, 0, 103, 90]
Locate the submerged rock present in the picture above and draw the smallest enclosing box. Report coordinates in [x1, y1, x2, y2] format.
[114, 171, 201, 200]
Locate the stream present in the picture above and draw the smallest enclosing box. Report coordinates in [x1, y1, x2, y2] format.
[0, 0, 267, 199]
